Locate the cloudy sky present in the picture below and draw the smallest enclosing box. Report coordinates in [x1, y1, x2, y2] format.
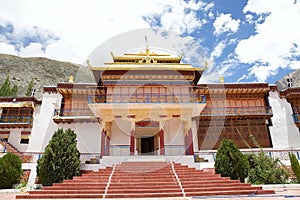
[0, 0, 299, 83]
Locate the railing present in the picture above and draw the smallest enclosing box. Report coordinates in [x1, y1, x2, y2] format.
[80, 153, 101, 163]
[0, 115, 33, 124]
[88, 94, 206, 104]
[53, 108, 94, 117]
[164, 145, 187, 156]
[3, 149, 300, 163]
[293, 113, 300, 123]
[200, 106, 272, 116]
[195, 149, 300, 163]
[105, 145, 130, 156]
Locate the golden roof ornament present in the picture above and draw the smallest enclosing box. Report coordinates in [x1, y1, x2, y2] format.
[69, 76, 74, 83]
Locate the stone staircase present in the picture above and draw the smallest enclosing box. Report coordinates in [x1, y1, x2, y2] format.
[16, 161, 275, 199]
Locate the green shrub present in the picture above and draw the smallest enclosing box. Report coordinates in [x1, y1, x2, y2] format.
[0, 152, 22, 189]
[248, 151, 289, 184]
[215, 139, 249, 183]
[289, 152, 300, 183]
[37, 128, 81, 186]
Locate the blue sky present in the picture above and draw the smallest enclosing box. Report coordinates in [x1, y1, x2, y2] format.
[0, 0, 299, 84]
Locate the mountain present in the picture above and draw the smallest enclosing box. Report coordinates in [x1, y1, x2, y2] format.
[0, 53, 95, 99]
[0, 53, 298, 99]
[276, 69, 300, 91]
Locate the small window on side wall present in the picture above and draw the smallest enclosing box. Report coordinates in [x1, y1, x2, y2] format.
[20, 138, 29, 144]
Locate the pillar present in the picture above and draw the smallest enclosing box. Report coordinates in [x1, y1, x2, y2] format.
[159, 129, 164, 155]
[188, 128, 194, 155]
[100, 129, 105, 158]
[184, 120, 194, 155]
[130, 121, 135, 155]
[159, 120, 165, 155]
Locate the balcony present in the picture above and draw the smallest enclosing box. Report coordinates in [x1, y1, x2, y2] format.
[88, 94, 206, 104]
[200, 106, 273, 119]
[53, 108, 98, 123]
[0, 115, 33, 128]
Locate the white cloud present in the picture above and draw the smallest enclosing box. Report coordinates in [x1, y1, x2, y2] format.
[19, 43, 44, 57]
[0, 0, 215, 65]
[147, 0, 214, 35]
[0, 42, 17, 55]
[210, 40, 226, 60]
[213, 13, 240, 36]
[235, 0, 300, 81]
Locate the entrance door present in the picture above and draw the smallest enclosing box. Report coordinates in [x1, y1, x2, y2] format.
[141, 136, 154, 155]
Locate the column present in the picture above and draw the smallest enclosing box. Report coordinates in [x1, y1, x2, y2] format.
[188, 128, 194, 155]
[159, 120, 165, 155]
[100, 128, 105, 158]
[159, 129, 164, 155]
[130, 121, 135, 155]
[184, 120, 194, 155]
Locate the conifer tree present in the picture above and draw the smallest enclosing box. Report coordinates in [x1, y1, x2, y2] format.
[37, 128, 81, 186]
[25, 77, 34, 96]
[289, 152, 300, 183]
[0, 76, 11, 96]
[0, 152, 22, 189]
[215, 139, 249, 182]
[0, 76, 18, 97]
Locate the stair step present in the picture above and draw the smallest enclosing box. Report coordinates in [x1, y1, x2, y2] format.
[16, 161, 275, 199]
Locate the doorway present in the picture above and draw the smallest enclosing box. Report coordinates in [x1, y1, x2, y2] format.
[141, 136, 154, 155]
[137, 133, 159, 155]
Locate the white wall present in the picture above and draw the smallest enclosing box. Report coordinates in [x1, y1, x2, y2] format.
[269, 91, 300, 149]
[164, 119, 184, 145]
[27, 93, 61, 153]
[7, 128, 27, 152]
[110, 119, 131, 145]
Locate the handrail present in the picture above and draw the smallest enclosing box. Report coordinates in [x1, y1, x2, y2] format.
[54, 108, 94, 117]
[88, 94, 206, 104]
[195, 148, 300, 162]
[164, 145, 187, 156]
[200, 106, 272, 116]
[105, 145, 130, 156]
[0, 115, 33, 124]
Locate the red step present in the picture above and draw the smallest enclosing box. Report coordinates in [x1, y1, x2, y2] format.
[16, 161, 275, 199]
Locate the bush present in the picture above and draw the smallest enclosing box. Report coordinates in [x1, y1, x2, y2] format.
[215, 139, 249, 183]
[37, 128, 81, 186]
[248, 151, 289, 184]
[0, 152, 22, 189]
[289, 152, 300, 183]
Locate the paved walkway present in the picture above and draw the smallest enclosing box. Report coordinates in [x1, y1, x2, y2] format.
[1, 184, 300, 200]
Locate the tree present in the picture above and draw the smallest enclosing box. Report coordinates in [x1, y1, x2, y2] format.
[0, 152, 22, 189]
[289, 152, 300, 183]
[25, 77, 34, 96]
[215, 139, 249, 183]
[37, 128, 81, 186]
[248, 151, 289, 184]
[0, 76, 18, 97]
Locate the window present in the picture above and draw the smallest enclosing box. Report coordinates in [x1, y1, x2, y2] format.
[0, 131, 10, 142]
[20, 131, 30, 144]
[20, 138, 29, 144]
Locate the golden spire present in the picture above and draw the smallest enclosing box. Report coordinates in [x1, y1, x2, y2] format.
[219, 75, 224, 83]
[145, 36, 149, 55]
[69, 76, 74, 83]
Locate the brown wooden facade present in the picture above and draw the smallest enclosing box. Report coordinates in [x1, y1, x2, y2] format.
[194, 83, 273, 150]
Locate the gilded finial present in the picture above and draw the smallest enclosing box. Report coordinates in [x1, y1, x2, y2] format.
[219, 75, 224, 83]
[69, 76, 74, 83]
[145, 36, 149, 55]
[111, 52, 116, 60]
[86, 60, 91, 68]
